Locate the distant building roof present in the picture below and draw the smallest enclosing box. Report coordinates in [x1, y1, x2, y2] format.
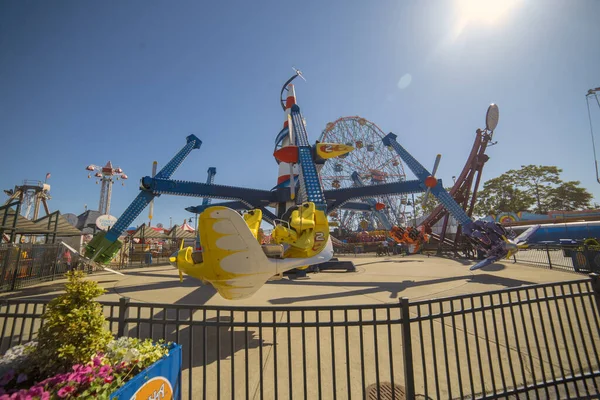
[0, 206, 82, 237]
[33, 212, 82, 236]
[76, 210, 103, 234]
[168, 224, 196, 239]
[130, 223, 168, 239]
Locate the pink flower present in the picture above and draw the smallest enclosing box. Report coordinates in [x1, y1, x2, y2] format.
[27, 387, 42, 397]
[57, 386, 75, 398]
[103, 376, 114, 384]
[99, 366, 112, 376]
[9, 391, 28, 400]
[71, 365, 83, 373]
[40, 392, 50, 400]
[92, 357, 102, 367]
[79, 366, 92, 374]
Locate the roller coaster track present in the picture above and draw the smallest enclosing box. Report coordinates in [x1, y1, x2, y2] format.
[421, 129, 494, 253]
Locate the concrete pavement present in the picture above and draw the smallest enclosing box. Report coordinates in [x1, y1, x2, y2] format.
[1, 255, 596, 399]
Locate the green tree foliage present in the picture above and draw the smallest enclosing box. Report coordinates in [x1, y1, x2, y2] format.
[510, 165, 562, 214]
[474, 165, 593, 216]
[33, 271, 113, 376]
[545, 181, 594, 211]
[474, 175, 535, 216]
[412, 187, 453, 218]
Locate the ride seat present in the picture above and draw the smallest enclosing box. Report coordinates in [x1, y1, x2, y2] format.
[272, 224, 298, 243]
[290, 203, 316, 231]
[191, 251, 204, 264]
[262, 244, 284, 258]
[243, 209, 263, 240]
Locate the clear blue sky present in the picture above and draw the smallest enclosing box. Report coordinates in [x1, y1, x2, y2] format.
[1, 0, 599, 228]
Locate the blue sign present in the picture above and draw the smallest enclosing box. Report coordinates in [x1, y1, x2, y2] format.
[110, 344, 182, 400]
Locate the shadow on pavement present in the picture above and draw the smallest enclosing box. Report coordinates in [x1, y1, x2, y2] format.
[0, 277, 121, 301]
[476, 262, 506, 272]
[267, 273, 534, 304]
[126, 313, 268, 370]
[354, 260, 424, 267]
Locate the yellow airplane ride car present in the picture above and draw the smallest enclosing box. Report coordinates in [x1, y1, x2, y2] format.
[169, 202, 332, 300]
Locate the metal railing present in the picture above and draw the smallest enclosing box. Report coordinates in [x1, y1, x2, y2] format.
[1, 277, 599, 399]
[406, 278, 600, 399]
[513, 244, 600, 274]
[0, 243, 99, 292]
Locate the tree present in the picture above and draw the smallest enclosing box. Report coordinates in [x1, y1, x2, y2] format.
[412, 187, 453, 218]
[474, 165, 593, 216]
[545, 181, 593, 211]
[474, 174, 535, 216]
[509, 165, 562, 214]
[33, 271, 113, 376]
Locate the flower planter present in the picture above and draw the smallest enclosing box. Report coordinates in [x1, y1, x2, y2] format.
[110, 343, 182, 400]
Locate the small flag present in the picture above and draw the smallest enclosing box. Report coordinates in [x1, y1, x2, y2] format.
[45, 173, 51, 179]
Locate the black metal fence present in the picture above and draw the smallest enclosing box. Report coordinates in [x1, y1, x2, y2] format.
[1, 277, 600, 399]
[0, 241, 177, 292]
[513, 244, 600, 274]
[407, 278, 600, 399]
[0, 243, 100, 292]
[116, 241, 182, 269]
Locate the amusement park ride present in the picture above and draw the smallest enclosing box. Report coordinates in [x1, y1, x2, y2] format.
[85, 162, 128, 215]
[3, 177, 51, 220]
[85, 70, 533, 300]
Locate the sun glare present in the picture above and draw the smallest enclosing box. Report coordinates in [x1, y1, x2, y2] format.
[445, 0, 520, 43]
[456, 0, 520, 24]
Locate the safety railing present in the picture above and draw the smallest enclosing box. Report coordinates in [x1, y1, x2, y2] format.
[406, 278, 600, 399]
[1, 276, 599, 399]
[0, 243, 98, 292]
[513, 244, 600, 274]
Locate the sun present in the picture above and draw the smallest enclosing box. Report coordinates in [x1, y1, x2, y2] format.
[456, 0, 520, 24]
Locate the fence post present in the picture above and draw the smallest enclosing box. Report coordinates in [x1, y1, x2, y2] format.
[400, 297, 415, 399]
[545, 245, 553, 269]
[51, 245, 62, 281]
[584, 244, 596, 273]
[9, 246, 22, 291]
[590, 274, 600, 314]
[117, 297, 131, 337]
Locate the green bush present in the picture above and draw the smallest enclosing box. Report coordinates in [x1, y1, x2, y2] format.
[32, 271, 113, 376]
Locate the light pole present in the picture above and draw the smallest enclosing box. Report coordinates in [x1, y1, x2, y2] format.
[169, 216, 172, 229]
[586, 87, 600, 183]
[189, 215, 200, 250]
[411, 193, 416, 227]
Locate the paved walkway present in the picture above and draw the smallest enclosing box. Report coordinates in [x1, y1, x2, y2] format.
[1, 255, 596, 399]
[0, 254, 584, 305]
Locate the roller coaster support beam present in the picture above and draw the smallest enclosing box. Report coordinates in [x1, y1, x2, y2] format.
[382, 132, 473, 228]
[324, 179, 426, 214]
[187, 201, 278, 225]
[350, 171, 393, 230]
[202, 167, 217, 206]
[382, 132, 518, 270]
[85, 135, 202, 263]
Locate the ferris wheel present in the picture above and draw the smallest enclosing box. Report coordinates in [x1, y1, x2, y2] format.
[319, 116, 408, 231]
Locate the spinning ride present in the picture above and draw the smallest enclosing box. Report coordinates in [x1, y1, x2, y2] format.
[85, 162, 128, 215]
[84, 70, 536, 300]
[319, 117, 407, 230]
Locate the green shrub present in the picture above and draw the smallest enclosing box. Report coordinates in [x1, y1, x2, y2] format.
[32, 271, 113, 376]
